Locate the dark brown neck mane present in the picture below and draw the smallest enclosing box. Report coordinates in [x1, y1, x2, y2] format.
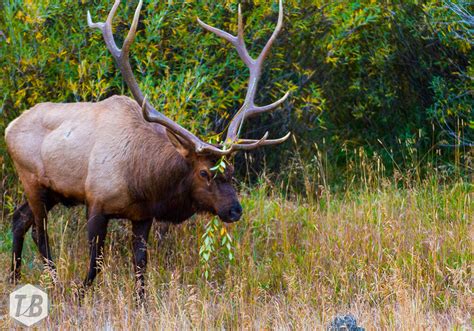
[125, 123, 196, 222]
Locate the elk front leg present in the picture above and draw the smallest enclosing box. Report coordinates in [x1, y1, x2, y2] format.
[84, 213, 109, 287]
[26, 189, 56, 279]
[132, 219, 153, 303]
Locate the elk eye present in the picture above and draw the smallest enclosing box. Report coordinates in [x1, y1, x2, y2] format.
[200, 170, 209, 180]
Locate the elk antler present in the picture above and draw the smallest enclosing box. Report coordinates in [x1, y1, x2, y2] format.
[198, 0, 291, 148]
[88, 0, 290, 156]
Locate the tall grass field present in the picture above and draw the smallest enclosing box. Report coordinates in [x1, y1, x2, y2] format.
[0, 171, 471, 329]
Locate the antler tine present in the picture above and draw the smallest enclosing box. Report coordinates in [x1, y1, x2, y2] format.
[88, 0, 143, 101]
[197, 8, 253, 67]
[223, 131, 290, 152]
[257, 0, 284, 64]
[87, 12, 104, 29]
[244, 90, 290, 118]
[237, 132, 291, 147]
[229, 132, 269, 151]
[88, 2, 119, 57]
[237, 5, 244, 42]
[196, 18, 235, 44]
[122, 0, 142, 57]
[88, 0, 233, 155]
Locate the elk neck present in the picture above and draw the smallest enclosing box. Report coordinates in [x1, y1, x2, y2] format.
[125, 123, 196, 222]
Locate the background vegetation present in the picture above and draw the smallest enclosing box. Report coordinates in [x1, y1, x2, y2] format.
[0, 0, 472, 329]
[1, 0, 472, 191]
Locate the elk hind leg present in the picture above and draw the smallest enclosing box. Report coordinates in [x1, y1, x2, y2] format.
[10, 202, 34, 283]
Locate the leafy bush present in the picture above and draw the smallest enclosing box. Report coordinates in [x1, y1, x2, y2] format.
[1, 0, 472, 193]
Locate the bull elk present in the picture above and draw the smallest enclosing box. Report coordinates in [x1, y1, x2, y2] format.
[5, 0, 290, 300]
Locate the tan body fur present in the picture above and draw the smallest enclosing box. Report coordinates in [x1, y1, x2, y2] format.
[6, 95, 195, 222]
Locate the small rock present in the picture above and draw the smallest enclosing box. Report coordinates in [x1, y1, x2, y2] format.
[327, 314, 364, 331]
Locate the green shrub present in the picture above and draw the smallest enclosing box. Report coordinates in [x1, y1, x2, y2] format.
[1, 0, 472, 194]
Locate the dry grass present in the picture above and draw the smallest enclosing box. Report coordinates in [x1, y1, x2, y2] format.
[0, 176, 472, 329]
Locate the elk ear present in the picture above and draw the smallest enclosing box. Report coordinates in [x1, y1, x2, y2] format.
[166, 129, 194, 159]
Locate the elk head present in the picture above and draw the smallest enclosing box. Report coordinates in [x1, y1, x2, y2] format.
[88, 0, 290, 223]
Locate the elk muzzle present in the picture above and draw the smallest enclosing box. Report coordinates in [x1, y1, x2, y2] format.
[219, 202, 242, 223]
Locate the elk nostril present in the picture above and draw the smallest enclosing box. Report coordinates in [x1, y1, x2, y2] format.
[235, 204, 242, 215]
[230, 204, 242, 217]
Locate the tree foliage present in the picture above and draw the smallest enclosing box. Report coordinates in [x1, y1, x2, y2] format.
[0, 0, 472, 190]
